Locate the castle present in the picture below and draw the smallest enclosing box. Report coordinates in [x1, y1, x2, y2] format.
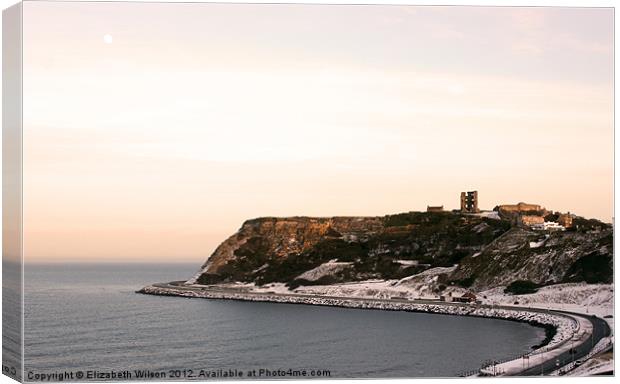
[460, 191, 479, 213]
[427, 191, 572, 230]
[497, 202, 543, 214]
[427, 205, 444, 213]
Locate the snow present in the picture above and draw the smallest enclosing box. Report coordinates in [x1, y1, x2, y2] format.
[251, 263, 269, 274]
[473, 222, 491, 233]
[479, 283, 614, 331]
[528, 235, 550, 249]
[343, 234, 358, 242]
[295, 279, 411, 300]
[562, 345, 614, 376]
[572, 358, 613, 376]
[551, 336, 614, 376]
[249, 282, 292, 294]
[529, 239, 545, 248]
[295, 260, 353, 281]
[289, 266, 462, 301]
[207, 282, 294, 295]
[396, 266, 457, 283]
[393, 259, 418, 266]
[473, 211, 501, 220]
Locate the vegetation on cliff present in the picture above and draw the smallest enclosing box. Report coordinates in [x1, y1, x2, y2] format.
[504, 280, 540, 295]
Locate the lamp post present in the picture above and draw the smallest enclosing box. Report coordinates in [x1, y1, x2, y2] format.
[570, 338, 577, 365]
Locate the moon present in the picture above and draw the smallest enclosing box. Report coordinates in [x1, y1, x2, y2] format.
[103, 34, 113, 44]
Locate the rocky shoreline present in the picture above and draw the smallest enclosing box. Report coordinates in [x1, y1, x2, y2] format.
[138, 284, 577, 355]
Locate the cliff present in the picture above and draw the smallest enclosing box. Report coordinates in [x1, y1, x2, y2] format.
[449, 227, 613, 290]
[187, 211, 612, 292]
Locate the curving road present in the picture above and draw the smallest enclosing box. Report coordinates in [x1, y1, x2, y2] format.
[145, 281, 612, 376]
[516, 311, 610, 376]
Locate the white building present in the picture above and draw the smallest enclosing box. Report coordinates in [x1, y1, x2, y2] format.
[531, 221, 566, 231]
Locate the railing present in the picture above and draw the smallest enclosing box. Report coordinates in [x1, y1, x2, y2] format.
[550, 336, 614, 376]
[456, 369, 480, 377]
[477, 310, 580, 376]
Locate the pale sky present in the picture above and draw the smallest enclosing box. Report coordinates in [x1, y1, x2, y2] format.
[22, 2, 613, 263]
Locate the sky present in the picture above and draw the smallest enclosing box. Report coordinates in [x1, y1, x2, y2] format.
[22, 2, 613, 263]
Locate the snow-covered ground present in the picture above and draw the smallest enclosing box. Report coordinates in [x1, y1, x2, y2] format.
[479, 283, 614, 332]
[229, 273, 614, 335]
[565, 349, 613, 376]
[292, 266, 466, 300]
[219, 265, 467, 301]
[295, 259, 352, 281]
[471, 211, 501, 220]
[548, 335, 614, 376]
[529, 238, 547, 248]
[393, 259, 418, 266]
[476, 282, 614, 376]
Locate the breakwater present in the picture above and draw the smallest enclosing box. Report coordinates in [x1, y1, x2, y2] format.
[138, 284, 577, 355]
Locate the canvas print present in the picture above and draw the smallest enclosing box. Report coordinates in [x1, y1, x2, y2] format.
[2, 1, 614, 381]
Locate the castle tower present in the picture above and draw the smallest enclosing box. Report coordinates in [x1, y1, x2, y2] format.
[460, 191, 479, 213]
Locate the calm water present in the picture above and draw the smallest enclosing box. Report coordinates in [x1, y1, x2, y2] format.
[24, 264, 545, 379]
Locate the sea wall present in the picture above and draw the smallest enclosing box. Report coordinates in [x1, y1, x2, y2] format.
[138, 285, 577, 353]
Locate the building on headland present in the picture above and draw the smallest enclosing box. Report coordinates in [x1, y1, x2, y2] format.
[453, 292, 477, 303]
[519, 215, 545, 227]
[496, 202, 547, 227]
[497, 202, 543, 214]
[427, 205, 444, 213]
[460, 191, 479, 213]
[531, 221, 566, 231]
[558, 213, 573, 228]
[439, 293, 451, 302]
[440, 291, 477, 303]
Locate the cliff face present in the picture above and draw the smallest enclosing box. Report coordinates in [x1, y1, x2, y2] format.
[187, 216, 384, 284]
[449, 227, 613, 290]
[188, 211, 612, 292]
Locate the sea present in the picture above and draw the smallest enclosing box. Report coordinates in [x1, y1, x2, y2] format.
[20, 263, 546, 379]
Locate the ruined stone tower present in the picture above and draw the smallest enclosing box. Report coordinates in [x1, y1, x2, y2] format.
[460, 191, 479, 213]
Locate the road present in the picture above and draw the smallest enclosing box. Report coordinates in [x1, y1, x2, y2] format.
[517, 311, 610, 376]
[148, 281, 612, 376]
